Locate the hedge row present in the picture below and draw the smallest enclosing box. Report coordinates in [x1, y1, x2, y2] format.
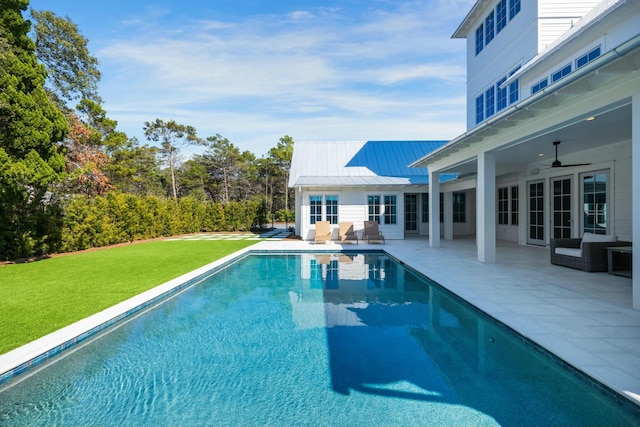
[61, 193, 261, 252]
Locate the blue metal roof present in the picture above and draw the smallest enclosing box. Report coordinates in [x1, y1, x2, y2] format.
[289, 140, 456, 187]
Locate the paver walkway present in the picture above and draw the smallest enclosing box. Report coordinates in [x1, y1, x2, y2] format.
[166, 228, 292, 241]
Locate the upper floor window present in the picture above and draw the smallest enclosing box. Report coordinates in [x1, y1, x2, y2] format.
[485, 11, 495, 45]
[509, 0, 521, 20]
[576, 46, 601, 69]
[485, 86, 495, 118]
[496, 0, 507, 33]
[475, 24, 484, 55]
[496, 77, 507, 112]
[551, 64, 571, 83]
[531, 77, 548, 94]
[476, 95, 484, 124]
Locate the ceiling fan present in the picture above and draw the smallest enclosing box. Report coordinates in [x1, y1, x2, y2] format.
[548, 140, 591, 168]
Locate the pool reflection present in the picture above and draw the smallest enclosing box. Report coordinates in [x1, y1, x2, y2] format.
[290, 252, 640, 427]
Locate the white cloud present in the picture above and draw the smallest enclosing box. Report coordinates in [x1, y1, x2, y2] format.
[97, 1, 473, 155]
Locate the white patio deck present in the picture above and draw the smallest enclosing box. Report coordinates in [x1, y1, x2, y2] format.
[255, 236, 640, 406]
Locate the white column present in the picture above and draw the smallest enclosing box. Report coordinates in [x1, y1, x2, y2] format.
[443, 191, 453, 240]
[632, 94, 640, 310]
[477, 151, 496, 263]
[429, 170, 441, 248]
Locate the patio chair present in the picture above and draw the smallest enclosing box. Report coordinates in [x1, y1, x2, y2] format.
[314, 221, 332, 244]
[338, 222, 358, 244]
[550, 232, 631, 272]
[362, 221, 385, 244]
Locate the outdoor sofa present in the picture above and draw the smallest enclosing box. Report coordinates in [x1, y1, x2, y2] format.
[550, 232, 631, 272]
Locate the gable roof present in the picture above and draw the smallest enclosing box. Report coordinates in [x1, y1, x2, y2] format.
[289, 140, 455, 188]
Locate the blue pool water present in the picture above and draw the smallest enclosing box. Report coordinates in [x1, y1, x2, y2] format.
[1, 252, 639, 426]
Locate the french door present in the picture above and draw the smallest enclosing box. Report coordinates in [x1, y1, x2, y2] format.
[551, 176, 572, 239]
[527, 180, 545, 246]
[404, 194, 418, 233]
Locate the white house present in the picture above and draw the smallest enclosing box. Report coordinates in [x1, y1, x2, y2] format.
[288, 140, 460, 241]
[410, 0, 640, 307]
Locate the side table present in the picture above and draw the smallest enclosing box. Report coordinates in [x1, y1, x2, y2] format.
[607, 246, 632, 278]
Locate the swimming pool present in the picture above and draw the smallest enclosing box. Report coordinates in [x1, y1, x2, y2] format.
[1, 252, 639, 426]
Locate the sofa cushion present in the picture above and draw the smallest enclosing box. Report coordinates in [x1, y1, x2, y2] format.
[580, 232, 617, 248]
[555, 247, 583, 258]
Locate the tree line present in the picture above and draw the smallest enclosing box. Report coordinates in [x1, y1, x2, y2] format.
[0, 1, 294, 261]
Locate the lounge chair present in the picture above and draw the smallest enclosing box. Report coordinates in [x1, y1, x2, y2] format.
[362, 221, 385, 244]
[314, 221, 332, 244]
[338, 222, 358, 244]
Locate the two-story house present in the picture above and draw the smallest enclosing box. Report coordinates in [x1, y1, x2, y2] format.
[412, 0, 640, 306]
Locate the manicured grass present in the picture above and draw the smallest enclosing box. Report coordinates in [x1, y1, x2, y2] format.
[0, 239, 256, 355]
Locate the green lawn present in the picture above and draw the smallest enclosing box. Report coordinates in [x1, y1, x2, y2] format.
[0, 239, 256, 355]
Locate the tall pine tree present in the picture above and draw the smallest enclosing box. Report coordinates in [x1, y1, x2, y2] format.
[0, 0, 69, 260]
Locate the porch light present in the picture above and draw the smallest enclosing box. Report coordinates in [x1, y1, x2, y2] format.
[586, 116, 596, 121]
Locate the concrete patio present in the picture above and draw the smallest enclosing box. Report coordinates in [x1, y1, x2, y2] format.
[255, 236, 640, 406]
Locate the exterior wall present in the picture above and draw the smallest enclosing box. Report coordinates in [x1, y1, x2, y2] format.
[537, 0, 600, 51]
[521, 1, 640, 105]
[466, 0, 539, 130]
[297, 186, 476, 241]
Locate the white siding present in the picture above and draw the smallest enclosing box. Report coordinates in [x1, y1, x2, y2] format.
[538, 0, 600, 51]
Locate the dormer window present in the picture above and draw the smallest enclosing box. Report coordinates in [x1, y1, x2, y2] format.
[531, 78, 548, 94]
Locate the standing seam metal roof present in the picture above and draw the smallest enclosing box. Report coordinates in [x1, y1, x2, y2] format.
[288, 140, 453, 187]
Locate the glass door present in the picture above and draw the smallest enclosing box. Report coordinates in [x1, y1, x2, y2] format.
[551, 176, 572, 239]
[582, 171, 608, 235]
[404, 194, 418, 233]
[527, 180, 545, 245]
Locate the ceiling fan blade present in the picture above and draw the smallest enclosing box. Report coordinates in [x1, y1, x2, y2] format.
[554, 162, 592, 167]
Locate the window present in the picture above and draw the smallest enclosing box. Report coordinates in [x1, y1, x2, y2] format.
[498, 187, 509, 225]
[453, 192, 466, 223]
[485, 11, 495, 45]
[509, 0, 521, 20]
[368, 195, 381, 223]
[576, 46, 601, 69]
[485, 86, 495, 118]
[475, 24, 484, 55]
[475, 94, 484, 124]
[310, 195, 338, 224]
[309, 195, 322, 225]
[325, 195, 338, 224]
[508, 79, 519, 104]
[551, 64, 571, 83]
[511, 186, 519, 225]
[421, 193, 429, 223]
[496, 0, 507, 33]
[531, 77, 548, 94]
[496, 77, 507, 111]
[384, 195, 397, 225]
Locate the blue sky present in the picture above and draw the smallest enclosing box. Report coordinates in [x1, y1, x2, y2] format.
[28, 0, 474, 156]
